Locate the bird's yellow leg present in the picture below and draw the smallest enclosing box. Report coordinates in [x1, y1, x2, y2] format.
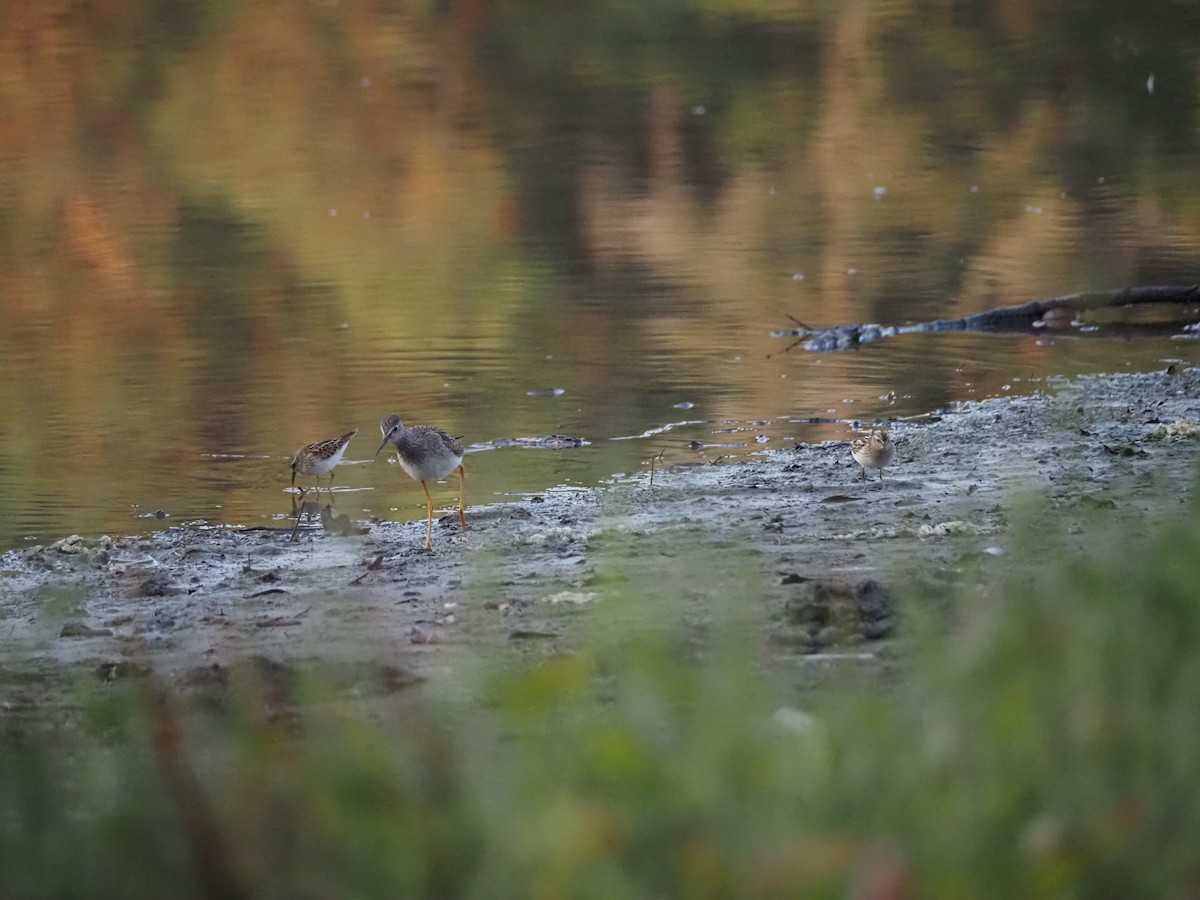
[422, 481, 435, 550]
[457, 465, 468, 530]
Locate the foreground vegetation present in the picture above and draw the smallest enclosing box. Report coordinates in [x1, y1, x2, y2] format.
[4, 488, 1200, 898]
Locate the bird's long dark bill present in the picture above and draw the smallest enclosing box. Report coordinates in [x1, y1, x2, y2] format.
[374, 438, 390, 457]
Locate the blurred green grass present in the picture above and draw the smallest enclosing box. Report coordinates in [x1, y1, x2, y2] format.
[4, 488, 1200, 898]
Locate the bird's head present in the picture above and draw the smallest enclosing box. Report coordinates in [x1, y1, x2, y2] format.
[375, 414, 403, 456]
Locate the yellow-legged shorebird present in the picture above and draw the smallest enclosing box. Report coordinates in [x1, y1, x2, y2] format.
[375, 414, 467, 550]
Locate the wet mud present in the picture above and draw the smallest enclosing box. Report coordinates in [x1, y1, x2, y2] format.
[2, 368, 1199, 720]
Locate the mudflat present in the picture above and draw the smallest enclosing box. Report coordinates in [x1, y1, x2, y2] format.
[3, 368, 1198, 720]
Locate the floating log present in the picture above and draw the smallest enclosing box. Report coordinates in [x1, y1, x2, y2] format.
[778, 284, 1200, 352]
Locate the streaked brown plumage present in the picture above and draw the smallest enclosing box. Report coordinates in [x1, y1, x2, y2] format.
[290, 429, 357, 492]
[850, 429, 895, 484]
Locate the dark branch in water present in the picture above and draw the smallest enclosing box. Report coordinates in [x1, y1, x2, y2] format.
[777, 284, 1200, 352]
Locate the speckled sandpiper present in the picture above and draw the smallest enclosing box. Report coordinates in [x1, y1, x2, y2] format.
[290, 429, 357, 493]
[850, 429, 895, 484]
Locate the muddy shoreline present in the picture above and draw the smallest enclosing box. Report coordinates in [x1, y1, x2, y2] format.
[3, 369, 1198, 718]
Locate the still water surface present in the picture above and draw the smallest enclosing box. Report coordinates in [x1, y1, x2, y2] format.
[1, 1, 1199, 548]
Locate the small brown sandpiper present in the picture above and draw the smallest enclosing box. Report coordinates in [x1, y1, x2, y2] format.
[290, 429, 357, 493]
[851, 429, 895, 484]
